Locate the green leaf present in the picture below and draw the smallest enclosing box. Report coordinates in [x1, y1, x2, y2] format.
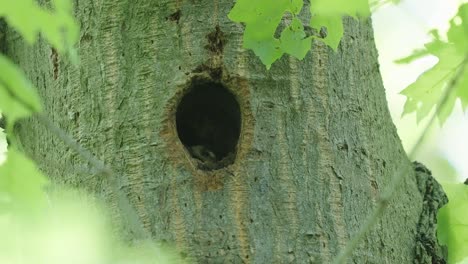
[310, 14, 343, 51]
[0, 54, 42, 125]
[280, 17, 312, 60]
[394, 48, 430, 64]
[400, 43, 464, 123]
[0, 0, 38, 43]
[310, 0, 370, 17]
[369, 0, 402, 11]
[244, 32, 283, 69]
[438, 183, 468, 264]
[0, 149, 49, 214]
[309, 0, 370, 51]
[447, 3, 468, 53]
[228, 0, 305, 68]
[0, 0, 79, 58]
[398, 3, 468, 123]
[228, 0, 371, 68]
[0, 126, 6, 165]
[457, 71, 468, 109]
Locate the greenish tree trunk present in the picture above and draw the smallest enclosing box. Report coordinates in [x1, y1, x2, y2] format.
[6, 0, 446, 263]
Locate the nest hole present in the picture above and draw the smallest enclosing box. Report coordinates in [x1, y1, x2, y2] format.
[176, 80, 241, 170]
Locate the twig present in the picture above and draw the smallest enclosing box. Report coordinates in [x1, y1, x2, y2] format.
[0, 76, 149, 240]
[37, 114, 150, 240]
[35, 114, 111, 175]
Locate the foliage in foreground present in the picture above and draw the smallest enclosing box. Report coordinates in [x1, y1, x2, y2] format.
[0, 186, 185, 264]
[228, 0, 370, 68]
[396, 3, 468, 124]
[438, 182, 468, 264]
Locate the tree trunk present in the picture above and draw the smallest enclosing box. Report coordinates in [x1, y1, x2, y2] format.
[6, 0, 446, 263]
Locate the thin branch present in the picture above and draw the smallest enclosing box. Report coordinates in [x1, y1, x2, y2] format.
[0, 77, 149, 240]
[333, 54, 468, 264]
[37, 114, 151, 240]
[35, 113, 111, 176]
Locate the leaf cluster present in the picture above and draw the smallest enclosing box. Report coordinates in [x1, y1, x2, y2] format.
[397, 3, 468, 124]
[0, 0, 80, 218]
[228, 0, 370, 69]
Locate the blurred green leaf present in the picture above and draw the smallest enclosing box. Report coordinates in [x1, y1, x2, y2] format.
[394, 48, 430, 64]
[309, 0, 370, 51]
[0, 54, 42, 125]
[397, 3, 468, 123]
[310, 14, 343, 50]
[280, 17, 312, 60]
[310, 0, 370, 17]
[228, 0, 304, 68]
[438, 183, 468, 264]
[0, 128, 6, 165]
[0, 149, 48, 215]
[242, 24, 282, 69]
[0, 0, 79, 60]
[369, 0, 402, 11]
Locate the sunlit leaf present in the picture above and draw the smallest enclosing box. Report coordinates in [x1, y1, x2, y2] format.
[0, 149, 48, 214]
[228, 0, 305, 68]
[0, 127, 6, 165]
[229, 0, 371, 68]
[438, 183, 468, 264]
[394, 49, 430, 64]
[0, 54, 42, 125]
[280, 17, 312, 60]
[309, 0, 370, 51]
[310, 14, 343, 50]
[310, 0, 370, 17]
[0, 0, 79, 59]
[397, 3, 468, 123]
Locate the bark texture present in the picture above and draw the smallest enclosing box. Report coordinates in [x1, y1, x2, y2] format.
[6, 0, 446, 263]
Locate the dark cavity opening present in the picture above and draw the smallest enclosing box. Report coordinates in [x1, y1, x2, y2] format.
[176, 80, 241, 170]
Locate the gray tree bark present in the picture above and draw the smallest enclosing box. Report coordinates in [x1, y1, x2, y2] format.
[5, 0, 446, 263]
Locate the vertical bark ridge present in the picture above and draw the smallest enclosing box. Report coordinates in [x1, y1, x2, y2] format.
[229, 168, 251, 263]
[276, 116, 299, 259]
[229, 45, 251, 263]
[97, 0, 128, 230]
[125, 150, 152, 232]
[169, 165, 190, 252]
[211, 0, 219, 24]
[131, 1, 167, 233]
[288, 54, 301, 112]
[306, 41, 331, 263]
[300, 68, 327, 263]
[178, 1, 195, 58]
[361, 132, 378, 201]
[311, 41, 348, 255]
[315, 209, 332, 263]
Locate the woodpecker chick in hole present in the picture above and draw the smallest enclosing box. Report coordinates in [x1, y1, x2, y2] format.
[188, 145, 218, 170]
